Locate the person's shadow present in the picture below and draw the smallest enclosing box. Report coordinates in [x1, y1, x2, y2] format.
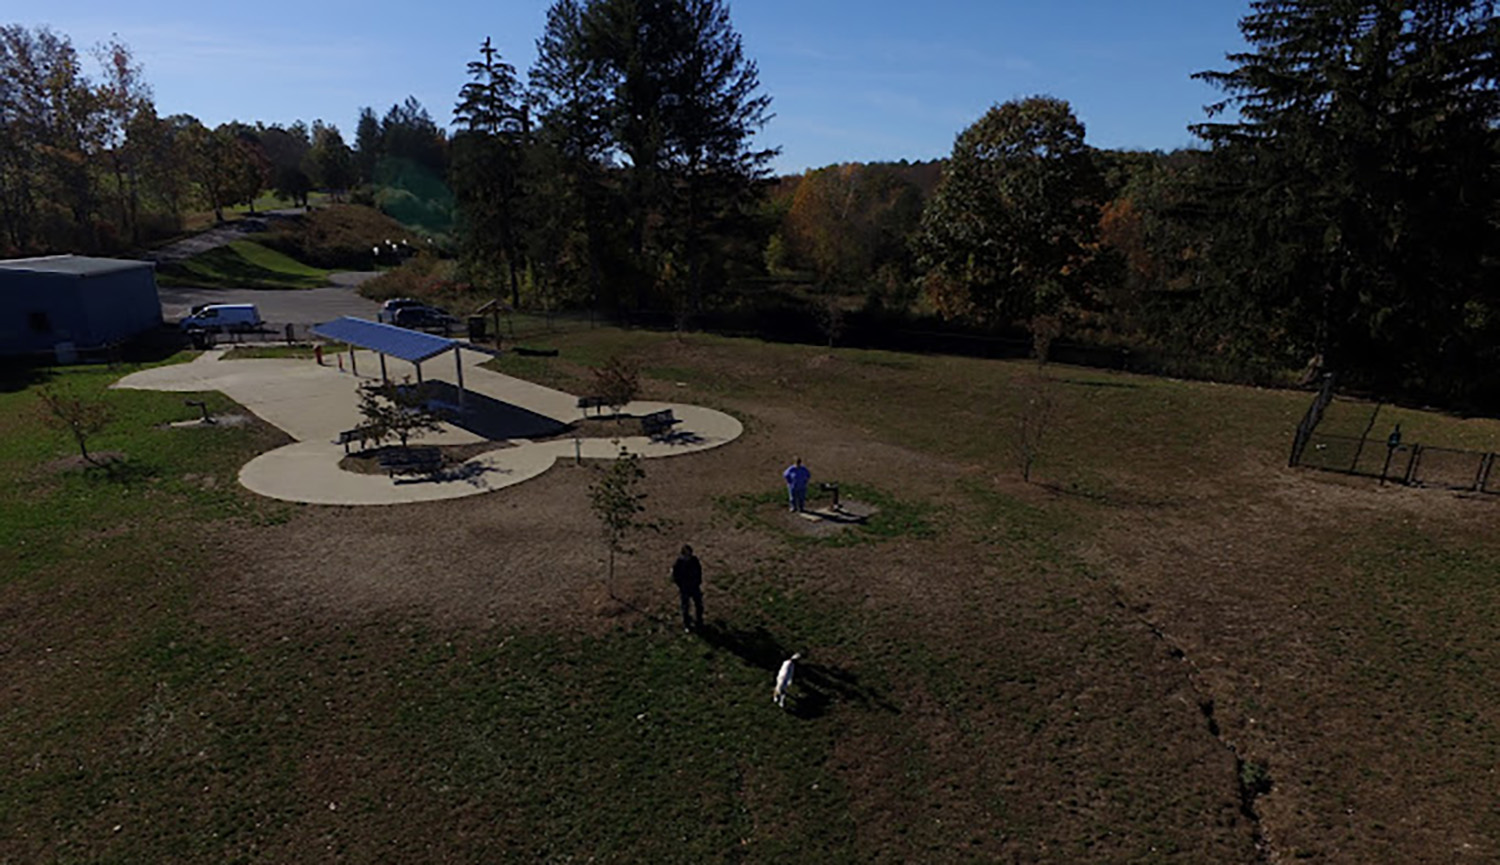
[696, 621, 899, 720]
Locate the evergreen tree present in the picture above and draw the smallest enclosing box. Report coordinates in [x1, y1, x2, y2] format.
[528, 0, 776, 315]
[592, 0, 777, 315]
[1193, 0, 1500, 399]
[529, 0, 617, 312]
[452, 37, 529, 307]
[375, 98, 452, 234]
[353, 106, 381, 186]
[308, 122, 355, 198]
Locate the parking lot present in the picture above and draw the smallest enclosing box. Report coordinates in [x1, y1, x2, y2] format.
[156, 272, 380, 327]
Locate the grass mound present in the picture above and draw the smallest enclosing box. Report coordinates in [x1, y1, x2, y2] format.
[356, 255, 495, 318]
[157, 240, 330, 290]
[260, 203, 437, 271]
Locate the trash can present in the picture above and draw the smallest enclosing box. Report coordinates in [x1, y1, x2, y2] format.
[468, 316, 487, 341]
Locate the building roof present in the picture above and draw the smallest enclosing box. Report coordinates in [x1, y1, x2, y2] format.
[0, 255, 155, 276]
[311, 316, 459, 364]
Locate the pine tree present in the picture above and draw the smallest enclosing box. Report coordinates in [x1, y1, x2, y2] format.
[353, 107, 381, 187]
[529, 0, 616, 313]
[529, 0, 777, 315]
[452, 37, 529, 307]
[1192, 0, 1500, 399]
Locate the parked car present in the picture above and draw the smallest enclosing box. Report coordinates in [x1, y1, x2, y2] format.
[180, 303, 263, 333]
[377, 297, 424, 323]
[392, 304, 458, 332]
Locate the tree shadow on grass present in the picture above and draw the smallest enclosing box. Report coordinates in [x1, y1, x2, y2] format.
[1058, 377, 1140, 390]
[1040, 479, 1178, 510]
[73, 455, 159, 486]
[697, 620, 899, 719]
[0, 363, 53, 393]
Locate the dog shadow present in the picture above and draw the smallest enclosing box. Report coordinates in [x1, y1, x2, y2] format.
[696, 621, 899, 720]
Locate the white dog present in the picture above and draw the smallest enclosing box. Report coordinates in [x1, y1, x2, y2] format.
[773, 653, 801, 708]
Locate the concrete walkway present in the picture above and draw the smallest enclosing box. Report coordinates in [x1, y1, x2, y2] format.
[114, 348, 743, 505]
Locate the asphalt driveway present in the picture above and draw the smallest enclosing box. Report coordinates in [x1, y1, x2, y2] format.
[157, 272, 381, 326]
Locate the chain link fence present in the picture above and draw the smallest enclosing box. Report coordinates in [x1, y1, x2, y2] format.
[1296, 430, 1499, 494]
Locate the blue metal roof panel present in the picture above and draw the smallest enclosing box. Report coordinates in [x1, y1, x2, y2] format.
[311, 316, 457, 363]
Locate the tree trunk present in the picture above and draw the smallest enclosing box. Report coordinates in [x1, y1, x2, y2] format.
[508, 254, 521, 310]
[75, 431, 96, 466]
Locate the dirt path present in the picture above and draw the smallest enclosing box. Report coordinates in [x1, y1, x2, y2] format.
[147, 217, 270, 263]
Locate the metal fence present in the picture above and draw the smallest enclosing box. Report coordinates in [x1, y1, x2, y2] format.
[1297, 431, 1499, 494]
[1289, 374, 1338, 467]
[1410, 445, 1496, 493]
[1289, 378, 1498, 495]
[189, 322, 320, 348]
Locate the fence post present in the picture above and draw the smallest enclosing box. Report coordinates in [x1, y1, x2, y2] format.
[1289, 373, 1337, 468]
[1349, 403, 1382, 473]
[1403, 444, 1422, 486]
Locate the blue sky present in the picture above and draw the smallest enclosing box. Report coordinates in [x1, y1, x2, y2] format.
[17, 0, 1250, 175]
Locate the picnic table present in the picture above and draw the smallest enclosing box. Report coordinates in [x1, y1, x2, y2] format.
[378, 446, 443, 478]
[640, 409, 680, 440]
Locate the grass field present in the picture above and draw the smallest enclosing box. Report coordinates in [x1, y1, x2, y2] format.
[3, 331, 1498, 863]
[156, 240, 332, 290]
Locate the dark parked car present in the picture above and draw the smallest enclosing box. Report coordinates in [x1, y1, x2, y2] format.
[392, 304, 458, 332]
[377, 297, 424, 323]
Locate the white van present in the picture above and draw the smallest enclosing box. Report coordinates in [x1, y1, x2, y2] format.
[180, 303, 263, 332]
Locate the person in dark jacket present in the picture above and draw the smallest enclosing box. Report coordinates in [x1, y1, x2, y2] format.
[671, 544, 704, 632]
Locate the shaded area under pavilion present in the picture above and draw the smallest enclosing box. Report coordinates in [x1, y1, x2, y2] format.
[310, 316, 567, 439]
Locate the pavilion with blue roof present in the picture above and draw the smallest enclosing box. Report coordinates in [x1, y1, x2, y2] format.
[311, 316, 470, 409]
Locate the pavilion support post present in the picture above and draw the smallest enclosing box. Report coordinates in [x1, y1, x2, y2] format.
[349, 346, 358, 377]
[415, 362, 423, 385]
[454, 347, 466, 411]
[379, 353, 389, 384]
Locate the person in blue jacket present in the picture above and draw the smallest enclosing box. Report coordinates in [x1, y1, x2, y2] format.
[783, 457, 811, 512]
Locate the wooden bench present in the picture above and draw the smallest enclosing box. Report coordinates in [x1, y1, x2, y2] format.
[577, 395, 610, 416]
[640, 409, 680, 440]
[334, 425, 382, 454]
[379, 446, 443, 478]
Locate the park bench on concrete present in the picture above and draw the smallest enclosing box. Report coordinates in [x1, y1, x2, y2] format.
[577, 395, 610, 416]
[379, 446, 444, 478]
[334, 425, 383, 454]
[641, 409, 680, 440]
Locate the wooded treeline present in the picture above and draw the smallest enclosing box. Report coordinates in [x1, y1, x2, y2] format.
[4, 0, 1497, 407]
[0, 25, 358, 252]
[444, 0, 1499, 406]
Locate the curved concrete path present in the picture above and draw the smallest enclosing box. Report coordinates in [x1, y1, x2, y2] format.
[114, 348, 743, 505]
